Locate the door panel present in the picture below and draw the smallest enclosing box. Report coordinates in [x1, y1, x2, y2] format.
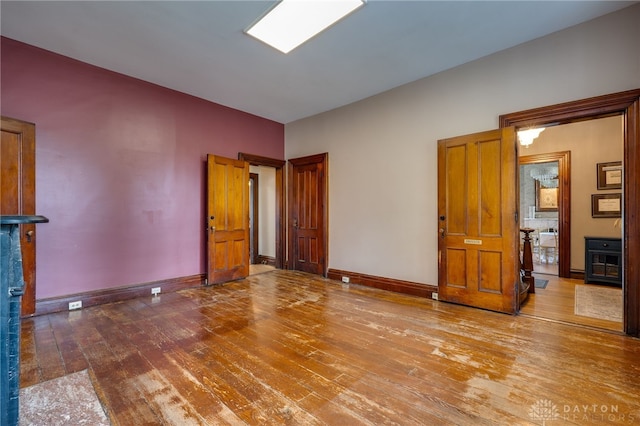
[207, 155, 249, 284]
[438, 128, 519, 314]
[288, 153, 327, 275]
[1, 117, 36, 316]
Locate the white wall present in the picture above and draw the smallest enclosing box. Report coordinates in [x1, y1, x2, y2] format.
[250, 165, 277, 258]
[258, 166, 276, 258]
[284, 4, 640, 285]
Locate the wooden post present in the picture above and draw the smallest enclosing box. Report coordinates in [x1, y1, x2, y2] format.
[520, 228, 535, 294]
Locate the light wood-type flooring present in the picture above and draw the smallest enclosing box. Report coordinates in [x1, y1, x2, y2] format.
[249, 263, 276, 276]
[20, 270, 640, 425]
[520, 253, 623, 332]
[520, 273, 623, 333]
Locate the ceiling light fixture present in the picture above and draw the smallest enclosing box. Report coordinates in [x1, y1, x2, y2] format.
[517, 127, 545, 148]
[246, 0, 365, 54]
[530, 166, 558, 188]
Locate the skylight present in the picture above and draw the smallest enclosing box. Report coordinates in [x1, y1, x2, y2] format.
[246, 0, 365, 54]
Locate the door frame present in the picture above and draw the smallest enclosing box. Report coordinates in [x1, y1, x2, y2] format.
[500, 88, 640, 337]
[238, 153, 286, 269]
[519, 151, 571, 278]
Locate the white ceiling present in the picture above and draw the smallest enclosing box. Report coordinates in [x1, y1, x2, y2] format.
[1, 1, 636, 124]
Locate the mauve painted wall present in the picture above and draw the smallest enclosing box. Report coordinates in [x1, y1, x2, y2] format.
[1, 37, 284, 300]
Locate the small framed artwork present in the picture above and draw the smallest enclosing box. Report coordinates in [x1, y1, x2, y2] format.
[535, 180, 558, 212]
[597, 161, 622, 190]
[591, 193, 622, 218]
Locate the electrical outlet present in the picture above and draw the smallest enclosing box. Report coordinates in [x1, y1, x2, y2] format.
[341, 276, 350, 283]
[69, 301, 82, 310]
[151, 287, 161, 296]
[431, 292, 438, 301]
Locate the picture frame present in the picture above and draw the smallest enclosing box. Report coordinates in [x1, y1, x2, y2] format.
[597, 161, 622, 190]
[591, 193, 622, 218]
[535, 180, 558, 212]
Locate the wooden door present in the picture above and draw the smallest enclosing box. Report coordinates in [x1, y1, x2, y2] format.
[437, 128, 519, 314]
[207, 155, 249, 284]
[1, 117, 37, 316]
[288, 153, 328, 276]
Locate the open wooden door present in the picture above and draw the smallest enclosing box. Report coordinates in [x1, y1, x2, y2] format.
[207, 155, 249, 285]
[1, 117, 37, 316]
[288, 153, 328, 276]
[437, 128, 520, 314]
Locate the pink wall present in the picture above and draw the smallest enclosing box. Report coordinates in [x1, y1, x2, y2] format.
[1, 37, 284, 299]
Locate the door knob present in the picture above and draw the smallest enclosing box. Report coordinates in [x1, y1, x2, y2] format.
[26, 230, 34, 243]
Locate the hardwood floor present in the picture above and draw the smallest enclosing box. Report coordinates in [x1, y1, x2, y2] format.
[249, 264, 276, 276]
[521, 271, 623, 332]
[533, 261, 558, 276]
[20, 270, 640, 425]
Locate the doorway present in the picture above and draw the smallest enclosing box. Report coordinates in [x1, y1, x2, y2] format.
[238, 153, 285, 274]
[520, 160, 560, 276]
[519, 150, 571, 279]
[501, 89, 639, 336]
[517, 120, 622, 332]
[248, 168, 276, 276]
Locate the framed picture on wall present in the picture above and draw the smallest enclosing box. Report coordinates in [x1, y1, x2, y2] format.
[535, 180, 558, 212]
[591, 193, 622, 218]
[597, 161, 622, 190]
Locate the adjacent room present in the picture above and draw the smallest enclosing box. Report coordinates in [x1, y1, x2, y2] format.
[518, 117, 625, 332]
[2, 1, 639, 424]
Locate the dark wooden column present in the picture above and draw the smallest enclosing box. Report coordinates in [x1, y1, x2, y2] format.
[520, 228, 535, 295]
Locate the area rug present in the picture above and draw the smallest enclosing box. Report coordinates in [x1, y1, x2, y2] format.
[20, 369, 110, 425]
[575, 285, 623, 322]
[534, 279, 548, 289]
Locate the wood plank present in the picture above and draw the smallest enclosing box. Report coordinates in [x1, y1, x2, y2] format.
[520, 274, 623, 331]
[20, 270, 640, 424]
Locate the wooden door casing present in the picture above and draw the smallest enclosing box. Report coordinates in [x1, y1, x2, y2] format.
[1, 116, 37, 316]
[207, 155, 249, 285]
[438, 128, 519, 314]
[519, 151, 571, 278]
[500, 88, 640, 336]
[238, 153, 286, 269]
[288, 153, 328, 276]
